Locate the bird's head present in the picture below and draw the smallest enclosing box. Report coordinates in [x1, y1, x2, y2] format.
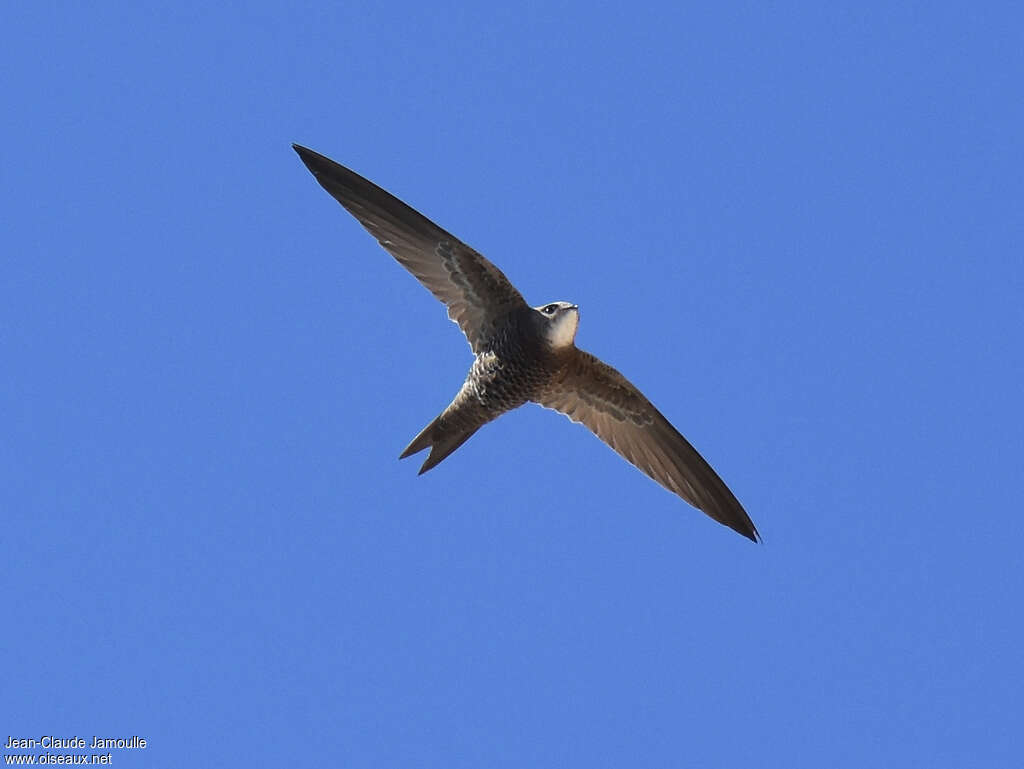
[535, 301, 580, 349]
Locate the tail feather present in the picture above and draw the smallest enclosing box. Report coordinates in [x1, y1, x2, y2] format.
[399, 419, 437, 460]
[399, 412, 483, 475]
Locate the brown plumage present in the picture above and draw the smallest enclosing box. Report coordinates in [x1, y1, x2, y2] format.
[293, 144, 759, 542]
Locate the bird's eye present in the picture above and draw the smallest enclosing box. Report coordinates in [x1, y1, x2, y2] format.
[544, 304, 558, 314]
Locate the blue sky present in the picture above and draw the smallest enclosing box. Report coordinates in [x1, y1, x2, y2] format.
[3, 2, 1022, 766]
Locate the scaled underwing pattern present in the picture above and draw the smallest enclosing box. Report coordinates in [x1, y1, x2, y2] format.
[293, 144, 759, 542]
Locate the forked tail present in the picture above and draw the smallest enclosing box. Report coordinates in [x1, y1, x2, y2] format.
[399, 403, 488, 475]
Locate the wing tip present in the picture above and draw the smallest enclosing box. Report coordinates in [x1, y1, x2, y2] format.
[741, 525, 762, 544]
[292, 143, 331, 176]
[711, 503, 760, 543]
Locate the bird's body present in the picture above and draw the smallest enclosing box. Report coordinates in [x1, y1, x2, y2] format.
[293, 144, 760, 542]
[401, 304, 563, 474]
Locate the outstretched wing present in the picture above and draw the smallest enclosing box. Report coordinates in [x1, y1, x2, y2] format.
[536, 350, 759, 542]
[293, 145, 528, 352]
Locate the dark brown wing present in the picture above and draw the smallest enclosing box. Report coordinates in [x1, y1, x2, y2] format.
[293, 144, 528, 352]
[536, 350, 759, 542]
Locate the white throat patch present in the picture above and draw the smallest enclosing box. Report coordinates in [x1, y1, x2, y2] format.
[546, 308, 579, 349]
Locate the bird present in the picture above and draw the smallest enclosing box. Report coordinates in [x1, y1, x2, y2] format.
[293, 144, 759, 542]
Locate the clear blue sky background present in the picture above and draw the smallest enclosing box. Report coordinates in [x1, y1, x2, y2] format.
[4, 2, 1022, 767]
